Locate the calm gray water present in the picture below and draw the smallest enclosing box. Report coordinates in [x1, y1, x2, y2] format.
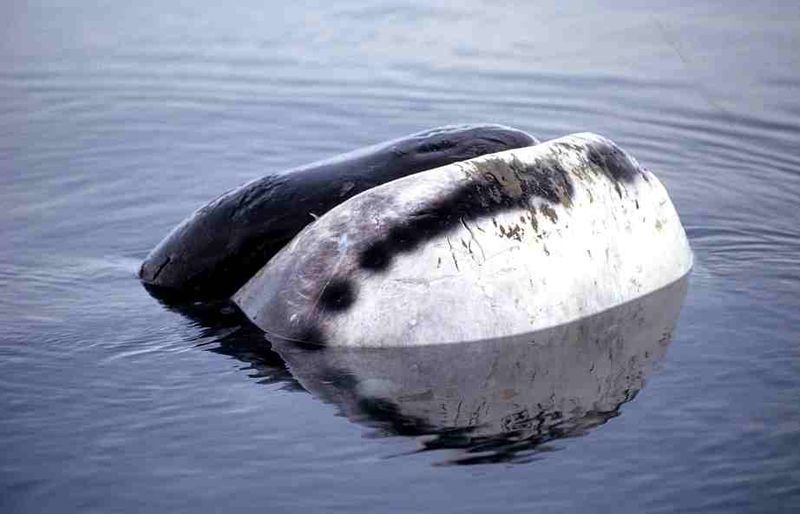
[2, 1, 799, 512]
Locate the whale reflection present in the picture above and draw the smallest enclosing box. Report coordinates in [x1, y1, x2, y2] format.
[162, 298, 301, 390]
[271, 277, 689, 465]
[167, 278, 688, 465]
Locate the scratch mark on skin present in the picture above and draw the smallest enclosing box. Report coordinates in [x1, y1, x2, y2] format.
[483, 245, 519, 264]
[150, 256, 171, 281]
[446, 236, 460, 271]
[460, 216, 486, 262]
[391, 274, 460, 285]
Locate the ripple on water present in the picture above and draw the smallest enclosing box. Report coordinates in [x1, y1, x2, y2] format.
[1, 0, 800, 511]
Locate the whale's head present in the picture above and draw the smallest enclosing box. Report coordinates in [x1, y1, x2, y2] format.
[401, 124, 539, 164]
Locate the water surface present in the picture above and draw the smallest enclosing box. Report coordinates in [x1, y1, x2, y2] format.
[2, 1, 799, 512]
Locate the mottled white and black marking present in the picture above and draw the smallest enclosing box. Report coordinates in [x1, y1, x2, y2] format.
[233, 133, 693, 347]
[139, 124, 537, 301]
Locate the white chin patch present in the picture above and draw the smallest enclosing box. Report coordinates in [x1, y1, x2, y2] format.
[234, 132, 693, 347]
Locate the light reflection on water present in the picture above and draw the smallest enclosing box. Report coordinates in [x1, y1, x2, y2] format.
[1, 0, 799, 512]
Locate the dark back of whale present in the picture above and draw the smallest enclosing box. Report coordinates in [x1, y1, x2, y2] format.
[139, 124, 537, 302]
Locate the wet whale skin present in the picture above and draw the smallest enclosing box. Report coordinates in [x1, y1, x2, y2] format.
[234, 133, 692, 347]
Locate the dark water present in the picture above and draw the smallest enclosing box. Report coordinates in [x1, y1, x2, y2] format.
[2, 1, 799, 512]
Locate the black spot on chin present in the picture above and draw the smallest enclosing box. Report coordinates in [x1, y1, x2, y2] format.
[292, 326, 327, 349]
[586, 144, 638, 183]
[359, 241, 391, 271]
[318, 279, 356, 312]
[388, 223, 422, 252]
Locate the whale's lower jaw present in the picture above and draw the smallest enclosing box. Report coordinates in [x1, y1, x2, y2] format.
[233, 133, 693, 348]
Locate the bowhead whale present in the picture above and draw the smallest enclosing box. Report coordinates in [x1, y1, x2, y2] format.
[139, 124, 537, 301]
[233, 133, 693, 347]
